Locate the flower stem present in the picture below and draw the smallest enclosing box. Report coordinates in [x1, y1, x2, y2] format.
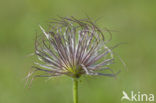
[73, 78, 78, 103]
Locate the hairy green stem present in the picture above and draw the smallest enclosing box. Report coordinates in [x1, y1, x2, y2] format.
[73, 78, 78, 103]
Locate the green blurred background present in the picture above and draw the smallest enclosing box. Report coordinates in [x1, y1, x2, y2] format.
[0, 0, 156, 103]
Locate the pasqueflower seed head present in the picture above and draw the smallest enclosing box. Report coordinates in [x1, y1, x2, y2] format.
[27, 17, 120, 81]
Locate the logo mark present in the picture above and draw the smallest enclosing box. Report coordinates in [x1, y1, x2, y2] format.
[121, 91, 131, 101]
